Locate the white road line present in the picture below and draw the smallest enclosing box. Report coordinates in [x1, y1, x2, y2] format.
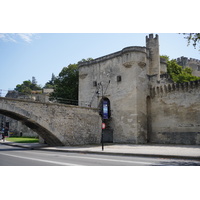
[16, 150, 152, 165]
[0, 152, 82, 166]
[58, 155, 152, 165]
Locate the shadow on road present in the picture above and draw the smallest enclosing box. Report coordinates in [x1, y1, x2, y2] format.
[0, 144, 33, 152]
[152, 161, 200, 166]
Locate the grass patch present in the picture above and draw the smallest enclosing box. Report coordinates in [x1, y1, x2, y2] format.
[6, 137, 39, 143]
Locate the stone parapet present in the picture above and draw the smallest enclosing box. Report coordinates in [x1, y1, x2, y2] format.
[150, 80, 200, 98]
[78, 46, 148, 68]
[176, 56, 200, 64]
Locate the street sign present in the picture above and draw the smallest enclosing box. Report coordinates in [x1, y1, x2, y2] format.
[102, 123, 106, 129]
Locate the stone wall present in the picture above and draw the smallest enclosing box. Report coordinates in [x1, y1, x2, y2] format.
[6, 118, 38, 137]
[149, 81, 200, 144]
[79, 46, 150, 143]
[0, 98, 101, 146]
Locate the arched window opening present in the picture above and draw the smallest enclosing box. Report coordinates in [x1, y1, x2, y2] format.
[99, 97, 111, 119]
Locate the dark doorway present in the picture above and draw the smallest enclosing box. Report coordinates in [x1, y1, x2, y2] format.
[100, 97, 113, 143]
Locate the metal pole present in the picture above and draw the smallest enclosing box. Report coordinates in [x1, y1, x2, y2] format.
[101, 82, 104, 151]
[102, 128, 104, 151]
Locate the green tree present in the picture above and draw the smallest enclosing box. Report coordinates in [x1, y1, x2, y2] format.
[44, 73, 56, 89]
[15, 78, 42, 94]
[160, 55, 169, 62]
[30, 76, 41, 90]
[78, 58, 93, 64]
[50, 64, 79, 102]
[32, 76, 37, 85]
[49, 58, 93, 104]
[15, 80, 32, 94]
[164, 57, 200, 83]
[183, 33, 200, 49]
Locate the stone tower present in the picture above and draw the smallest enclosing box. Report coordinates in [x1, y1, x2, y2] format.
[78, 34, 166, 144]
[146, 34, 160, 80]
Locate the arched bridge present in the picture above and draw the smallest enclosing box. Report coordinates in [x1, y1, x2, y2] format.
[0, 97, 101, 146]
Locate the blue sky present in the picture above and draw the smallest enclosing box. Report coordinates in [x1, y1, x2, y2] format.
[0, 0, 199, 97]
[0, 33, 199, 96]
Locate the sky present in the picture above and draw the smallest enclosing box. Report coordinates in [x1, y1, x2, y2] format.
[1, 0, 199, 197]
[0, 33, 199, 96]
[0, 0, 199, 97]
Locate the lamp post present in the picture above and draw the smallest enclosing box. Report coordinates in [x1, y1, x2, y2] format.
[100, 82, 104, 151]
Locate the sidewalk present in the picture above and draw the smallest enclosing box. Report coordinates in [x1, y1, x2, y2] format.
[1, 140, 200, 160]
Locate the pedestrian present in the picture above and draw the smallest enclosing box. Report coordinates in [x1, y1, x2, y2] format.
[1, 131, 5, 142]
[2, 127, 8, 142]
[0, 128, 4, 141]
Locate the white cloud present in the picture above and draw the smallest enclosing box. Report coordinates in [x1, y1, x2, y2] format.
[0, 34, 5, 39]
[17, 33, 34, 43]
[0, 33, 17, 42]
[0, 33, 37, 43]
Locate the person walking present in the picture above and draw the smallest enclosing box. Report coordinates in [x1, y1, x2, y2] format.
[2, 127, 8, 142]
[1, 127, 4, 141]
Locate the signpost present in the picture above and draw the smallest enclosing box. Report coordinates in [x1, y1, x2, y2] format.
[101, 122, 106, 151]
[102, 123, 106, 129]
[99, 85, 111, 151]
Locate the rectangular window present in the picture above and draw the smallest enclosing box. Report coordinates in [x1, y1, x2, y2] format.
[93, 81, 97, 86]
[117, 75, 122, 82]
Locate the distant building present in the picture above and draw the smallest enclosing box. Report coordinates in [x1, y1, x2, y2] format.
[176, 56, 200, 77]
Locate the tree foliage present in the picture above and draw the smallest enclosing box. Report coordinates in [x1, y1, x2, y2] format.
[48, 58, 93, 103]
[15, 77, 42, 94]
[78, 58, 93, 64]
[50, 64, 79, 102]
[44, 73, 56, 89]
[161, 56, 200, 83]
[183, 33, 200, 49]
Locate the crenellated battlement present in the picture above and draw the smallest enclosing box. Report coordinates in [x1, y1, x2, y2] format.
[176, 56, 200, 64]
[146, 33, 159, 41]
[150, 80, 200, 98]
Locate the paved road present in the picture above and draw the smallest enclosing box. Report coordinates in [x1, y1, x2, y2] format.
[1, 144, 200, 166]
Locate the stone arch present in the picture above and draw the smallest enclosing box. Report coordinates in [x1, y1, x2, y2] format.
[0, 98, 101, 146]
[0, 108, 63, 146]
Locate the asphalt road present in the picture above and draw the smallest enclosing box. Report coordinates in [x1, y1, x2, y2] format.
[1, 144, 200, 166]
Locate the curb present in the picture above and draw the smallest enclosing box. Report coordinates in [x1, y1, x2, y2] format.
[1, 142, 35, 150]
[2, 142, 200, 161]
[35, 147, 200, 161]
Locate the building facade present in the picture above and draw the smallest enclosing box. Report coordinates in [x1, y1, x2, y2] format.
[78, 34, 200, 145]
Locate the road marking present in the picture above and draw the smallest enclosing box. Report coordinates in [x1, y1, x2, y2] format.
[0, 145, 152, 165]
[58, 154, 152, 165]
[16, 150, 153, 165]
[0, 152, 83, 166]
